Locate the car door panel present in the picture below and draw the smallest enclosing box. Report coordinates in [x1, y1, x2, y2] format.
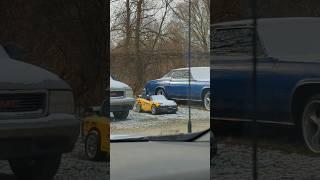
[168, 79, 188, 99]
[213, 59, 252, 119]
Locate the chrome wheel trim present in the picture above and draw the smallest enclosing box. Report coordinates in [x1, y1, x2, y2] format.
[303, 100, 320, 153]
[151, 106, 157, 114]
[204, 92, 210, 111]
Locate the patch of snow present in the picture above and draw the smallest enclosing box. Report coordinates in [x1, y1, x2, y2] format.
[150, 95, 177, 106]
[0, 45, 70, 90]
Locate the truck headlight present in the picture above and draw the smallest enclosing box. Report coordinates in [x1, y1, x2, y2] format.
[125, 88, 134, 98]
[49, 91, 74, 113]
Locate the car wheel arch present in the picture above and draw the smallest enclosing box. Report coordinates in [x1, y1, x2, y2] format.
[155, 87, 166, 94]
[201, 88, 210, 100]
[291, 81, 320, 125]
[87, 128, 101, 139]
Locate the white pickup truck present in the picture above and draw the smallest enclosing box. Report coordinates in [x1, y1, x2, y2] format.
[0, 45, 79, 179]
[110, 77, 135, 120]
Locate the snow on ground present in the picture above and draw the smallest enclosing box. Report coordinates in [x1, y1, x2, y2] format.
[111, 105, 210, 130]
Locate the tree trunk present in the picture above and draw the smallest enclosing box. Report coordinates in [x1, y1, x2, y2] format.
[135, 0, 143, 93]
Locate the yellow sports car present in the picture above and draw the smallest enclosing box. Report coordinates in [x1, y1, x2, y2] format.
[134, 94, 178, 115]
[83, 107, 109, 161]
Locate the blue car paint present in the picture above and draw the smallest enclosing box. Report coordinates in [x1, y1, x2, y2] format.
[211, 18, 320, 125]
[145, 75, 210, 101]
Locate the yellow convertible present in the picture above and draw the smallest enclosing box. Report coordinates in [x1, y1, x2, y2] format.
[134, 95, 177, 115]
[83, 106, 109, 161]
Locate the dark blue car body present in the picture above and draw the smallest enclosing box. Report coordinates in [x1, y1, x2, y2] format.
[145, 67, 210, 102]
[211, 18, 320, 125]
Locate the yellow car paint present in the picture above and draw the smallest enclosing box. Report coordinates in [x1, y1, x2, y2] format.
[83, 115, 109, 153]
[135, 97, 160, 112]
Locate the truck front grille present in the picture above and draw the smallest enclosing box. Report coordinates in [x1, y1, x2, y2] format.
[110, 91, 124, 98]
[0, 92, 47, 119]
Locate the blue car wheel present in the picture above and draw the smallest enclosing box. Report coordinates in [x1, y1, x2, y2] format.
[155, 88, 166, 97]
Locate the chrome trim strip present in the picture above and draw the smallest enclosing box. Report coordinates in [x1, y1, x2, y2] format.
[212, 117, 295, 125]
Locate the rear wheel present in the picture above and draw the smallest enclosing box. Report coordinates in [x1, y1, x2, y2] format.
[113, 110, 129, 120]
[203, 91, 210, 111]
[9, 154, 61, 180]
[302, 94, 320, 153]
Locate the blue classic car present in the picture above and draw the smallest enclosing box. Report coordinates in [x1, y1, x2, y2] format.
[211, 17, 320, 153]
[145, 67, 210, 110]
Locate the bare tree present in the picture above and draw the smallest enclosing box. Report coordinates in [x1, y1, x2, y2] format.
[175, 0, 210, 52]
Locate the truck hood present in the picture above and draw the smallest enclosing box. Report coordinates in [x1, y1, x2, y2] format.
[0, 48, 70, 90]
[110, 77, 130, 89]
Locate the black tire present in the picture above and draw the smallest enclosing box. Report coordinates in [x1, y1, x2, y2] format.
[113, 110, 129, 120]
[85, 130, 107, 161]
[151, 105, 158, 115]
[302, 94, 320, 153]
[203, 90, 210, 111]
[9, 154, 62, 180]
[155, 88, 167, 98]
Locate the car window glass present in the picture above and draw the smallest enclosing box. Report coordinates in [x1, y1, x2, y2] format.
[172, 70, 185, 79]
[212, 28, 265, 57]
[162, 71, 173, 78]
[213, 28, 252, 56]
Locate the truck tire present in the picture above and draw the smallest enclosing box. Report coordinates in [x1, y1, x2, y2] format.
[302, 94, 320, 153]
[9, 154, 61, 180]
[85, 130, 107, 161]
[113, 111, 129, 120]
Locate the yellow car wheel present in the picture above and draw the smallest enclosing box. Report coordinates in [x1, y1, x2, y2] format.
[151, 105, 158, 115]
[134, 103, 142, 112]
[85, 130, 107, 161]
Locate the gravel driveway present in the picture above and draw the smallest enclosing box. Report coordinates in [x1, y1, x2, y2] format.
[212, 124, 320, 180]
[111, 105, 210, 136]
[0, 139, 109, 180]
